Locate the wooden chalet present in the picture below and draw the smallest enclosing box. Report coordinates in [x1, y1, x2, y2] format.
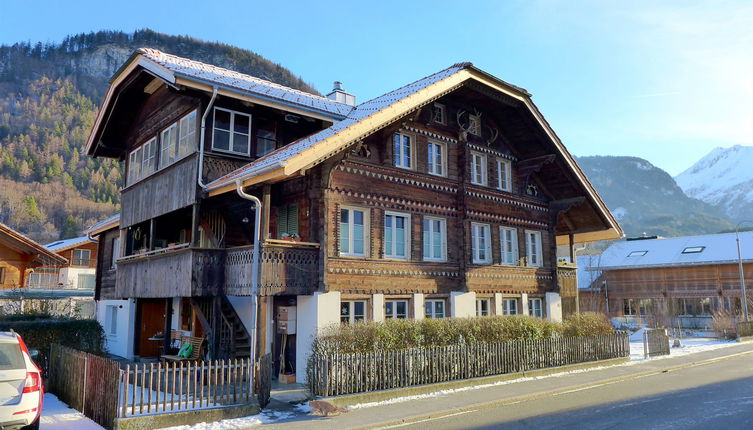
[0, 223, 67, 290]
[86, 49, 621, 381]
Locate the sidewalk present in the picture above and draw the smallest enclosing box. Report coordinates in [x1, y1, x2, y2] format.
[257, 340, 753, 430]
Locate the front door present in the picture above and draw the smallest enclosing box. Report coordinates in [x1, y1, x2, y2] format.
[136, 299, 165, 357]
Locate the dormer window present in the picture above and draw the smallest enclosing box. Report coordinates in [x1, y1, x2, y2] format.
[628, 250, 648, 257]
[213, 107, 251, 156]
[431, 103, 446, 124]
[468, 114, 481, 136]
[682, 246, 705, 254]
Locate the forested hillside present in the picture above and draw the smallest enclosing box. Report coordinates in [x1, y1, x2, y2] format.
[0, 29, 318, 242]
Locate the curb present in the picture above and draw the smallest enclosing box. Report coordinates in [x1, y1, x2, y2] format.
[355, 348, 753, 430]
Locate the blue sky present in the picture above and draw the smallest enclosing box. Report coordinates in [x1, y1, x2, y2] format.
[1, 1, 751, 175]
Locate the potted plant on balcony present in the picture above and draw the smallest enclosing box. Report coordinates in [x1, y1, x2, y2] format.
[281, 233, 300, 243]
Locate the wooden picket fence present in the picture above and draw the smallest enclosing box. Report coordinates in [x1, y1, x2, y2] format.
[643, 328, 670, 358]
[737, 320, 753, 339]
[48, 344, 120, 430]
[308, 333, 630, 396]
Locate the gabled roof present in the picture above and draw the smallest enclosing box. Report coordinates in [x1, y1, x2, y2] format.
[86, 214, 120, 237]
[0, 223, 67, 266]
[589, 232, 753, 271]
[45, 236, 95, 253]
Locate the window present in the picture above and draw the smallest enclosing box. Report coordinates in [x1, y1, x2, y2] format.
[676, 298, 712, 316]
[255, 117, 277, 157]
[422, 217, 446, 261]
[386, 300, 408, 319]
[339, 207, 368, 257]
[213, 108, 251, 156]
[468, 114, 481, 136]
[77, 273, 95, 290]
[471, 223, 492, 264]
[384, 212, 410, 259]
[27, 271, 57, 288]
[470, 152, 487, 186]
[425, 300, 446, 318]
[277, 205, 299, 239]
[476, 298, 491, 316]
[497, 158, 512, 192]
[160, 123, 178, 169]
[177, 110, 197, 158]
[111, 237, 121, 269]
[340, 301, 366, 324]
[628, 250, 648, 257]
[427, 141, 446, 176]
[525, 230, 543, 267]
[431, 103, 446, 124]
[106, 305, 118, 335]
[72, 249, 91, 267]
[141, 138, 157, 178]
[500, 227, 518, 265]
[393, 133, 413, 169]
[503, 298, 518, 315]
[529, 298, 543, 317]
[0, 267, 4, 284]
[127, 146, 142, 186]
[682, 246, 705, 254]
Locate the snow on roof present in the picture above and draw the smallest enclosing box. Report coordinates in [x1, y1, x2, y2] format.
[588, 232, 753, 271]
[206, 62, 472, 189]
[577, 255, 603, 289]
[137, 48, 354, 119]
[45, 236, 93, 252]
[86, 214, 120, 236]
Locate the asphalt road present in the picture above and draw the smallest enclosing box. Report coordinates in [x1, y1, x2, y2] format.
[392, 353, 753, 430]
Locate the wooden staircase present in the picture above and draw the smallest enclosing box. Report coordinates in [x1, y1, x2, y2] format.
[193, 296, 252, 360]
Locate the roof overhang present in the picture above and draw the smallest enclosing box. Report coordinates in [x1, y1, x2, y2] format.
[86, 215, 121, 237]
[0, 224, 68, 266]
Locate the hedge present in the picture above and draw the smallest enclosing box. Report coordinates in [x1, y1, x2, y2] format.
[312, 312, 614, 355]
[0, 317, 105, 372]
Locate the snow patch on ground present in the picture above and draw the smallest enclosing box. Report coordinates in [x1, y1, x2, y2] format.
[155, 408, 301, 430]
[40, 393, 104, 430]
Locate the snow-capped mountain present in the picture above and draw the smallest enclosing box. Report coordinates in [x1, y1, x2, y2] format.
[675, 145, 753, 222]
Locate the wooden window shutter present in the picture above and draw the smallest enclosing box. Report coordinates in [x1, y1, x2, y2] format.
[278, 205, 299, 238]
[288, 205, 299, 236]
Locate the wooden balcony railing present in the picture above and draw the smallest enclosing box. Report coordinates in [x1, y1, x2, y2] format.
[225, 241, 319, 296]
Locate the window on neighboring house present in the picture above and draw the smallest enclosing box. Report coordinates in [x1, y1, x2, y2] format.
[431, 103, 446, 124]
[277, 205, 299, 239]
[682, 246, 705, 254]
[476, 298, 491, 316]
[141, 138, 157, 178]
[178, 110, 197, 158]
[106, 305, 118, 335]
[427, 141, 446, 176]
[500, 227, 518, 265]
[470, 152, 487, 186]
[422, 217, 446, 262]
[468, 114, 481, 136]
[393, 133, 413, 169]
[384, 211, 410, 259]
[628, 250, 648, 257]
[72, 249, 91, 267]
[255, 117, 277, 157]
[624, 299, 636, 316]
[160, 123, 178, 169]
[111, 237, 120, 269]
[385, 300, 408, 319]
[27, 271, 57, 288]
[497, 158, 512, 192]
[529, 298, 543, 317]
[471, 223, 492, 264]
[340, 300, 366, 324]
[525, 230, 543, 267]
[339, 207, 368, 257]
[425, 299, 446, 318]
[212, 107, 251, 156]
[77, 273, 95, 290]
[503, 298, 518, 315]
[127, 146, 142, 186]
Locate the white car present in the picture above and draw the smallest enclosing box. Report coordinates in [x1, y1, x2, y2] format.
[0, 332, 43, 430]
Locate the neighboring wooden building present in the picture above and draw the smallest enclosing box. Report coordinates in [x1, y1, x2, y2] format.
[579, 233, 753, 328]
[86, 49, 621, 379]
[0, 223, 67, 290]
[29, 236, 99, 290]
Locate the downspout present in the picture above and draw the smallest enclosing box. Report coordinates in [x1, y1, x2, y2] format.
[235, 179, 262, 390]
[198, 87, 219, 188]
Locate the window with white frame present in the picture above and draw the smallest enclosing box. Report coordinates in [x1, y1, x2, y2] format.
[27, 271, 57, 288]
[178, 110, 197, 158]
[72, 249, 91, 267]
[393, 133, 413, 169]
[111, 237, 120, 269]
[384, 211, 410, 259]
[503, 298, 518, 315]
[525, 230, 543, 267]
[476, 298, 491, 316]
[427, 141, 446, 176]
[106, 305, 118, 335]
[340, 300, 366, 324]
[77, 273, 95, 290]
[470, 152, 487, 186]
[432, 103, 446, 124]
[497, 158, 512, 192]
[127, 147, 142, 186]
[160, 123, 178, 169]
[471, 222, 492, 264]
[339, 207, 368, 257]
[422, 216, 446, 262]
[141, 138, 157, 178]
[385, 300, 408, 319]
[425, 300, 446, 318]
[529, 298, 543, 317]
[500, 226, 518, 265]
[468, 114, 481, 136]
[213, 107, 251, 156]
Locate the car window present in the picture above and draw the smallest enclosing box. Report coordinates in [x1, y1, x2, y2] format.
[0, 343, 25, 370]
